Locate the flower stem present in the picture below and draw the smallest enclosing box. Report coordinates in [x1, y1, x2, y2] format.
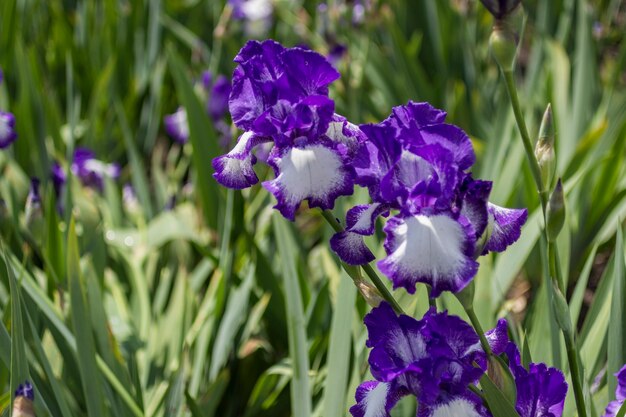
[320, 210, 404, 314]
[502, 69, 547, 208]
[465, 307, 492, 356]
[500, 67, 587, 417]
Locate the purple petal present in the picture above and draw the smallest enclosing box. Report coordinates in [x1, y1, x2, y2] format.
[485, 318, 509, 356]
[483, 203, 528, 254]
[350, 381, 405, 417]
[385, 101, 447, 131]
[71, 147, 119, 190]
[164, 107, 189, 144]
[616, 365, 626, 401]
[515, 363, 567, 417]
[212, 131, 270, 189]
[325, 114, 367, 154]
[0, 111, 18, 148]
[459, 177, 493, 240]
[330, 231, 375, 265]
[378, 212, 478, 297]
[277, 47, 340, 100]
[263, 141, 354, 220]
[603, 400, 624, 417]
[208, 75, 232, 122]
[417, 124, 475, 171]
[345, 203, 390, 235]
[363, 303, 428, 383]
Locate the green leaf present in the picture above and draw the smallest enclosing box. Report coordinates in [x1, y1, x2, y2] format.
[322, 270, 356, 417]
[608, 224, 626, 398]
[273, 215, 312, 417]
[5, 247, 29, 413]
[167, 46, 221, 230]
[67, 217, 107, 417]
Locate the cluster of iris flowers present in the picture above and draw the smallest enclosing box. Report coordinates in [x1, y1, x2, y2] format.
[211, 39, 571, 417]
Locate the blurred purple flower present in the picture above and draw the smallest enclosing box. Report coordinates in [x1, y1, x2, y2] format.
[229, 0, 273, 36]
[0, 111, 18, 149]
[164, 107, 189, 144]
[71, 147, 120, 190]
[603, 365, 626, 417]
[14, 381, 35, 401]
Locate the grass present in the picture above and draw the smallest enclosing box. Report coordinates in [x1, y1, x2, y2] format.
[1, 0, 626, 416]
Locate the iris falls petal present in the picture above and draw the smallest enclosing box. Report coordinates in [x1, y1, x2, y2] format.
[378, 213, 478, 296]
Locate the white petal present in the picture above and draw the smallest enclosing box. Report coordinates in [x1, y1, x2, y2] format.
[430, 398, 483, 417]
[274, 144, 346, 207]
[386, 214, 467, 283]
[363, 382, 390, 417]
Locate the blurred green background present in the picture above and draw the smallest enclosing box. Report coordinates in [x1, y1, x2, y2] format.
[1, 0, 625, 416]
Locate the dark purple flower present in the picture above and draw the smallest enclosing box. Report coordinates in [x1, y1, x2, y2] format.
[603, 365, 626, 417]
[328, 44, 348, 68]
[71, 147, 120, 190]
[164, 107, 189, 144]
[479, 0, 521, 19]
[51, 162, 67, 196]
[0, 111, 18, 148]
[14, 381, 34, 401]
[214, 40, 361, 220]
[350, 303, 490, 416]
[505, 343, 568, 417]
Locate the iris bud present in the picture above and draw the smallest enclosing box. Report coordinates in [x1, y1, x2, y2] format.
[480, 0, 522, 19]
[14, 381, 35, 417]
[355, 279, 383, 308]
[487, 355, 517, 405]
[551, 283, 573, 340]
[489, 23, 518, 72]
[535, 104, 556, 191]
[546, 179, 565, 242]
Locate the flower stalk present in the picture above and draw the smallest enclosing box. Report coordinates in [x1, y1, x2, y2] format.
[320, 209, 404, 314]
[493, 26, 588, 417]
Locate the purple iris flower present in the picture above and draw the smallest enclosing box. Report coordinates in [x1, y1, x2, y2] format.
[0, 111, 18, 149]
[330, 101, 527, 297]
[164, 107, 189, 144]
[504, 342, 568, 417]
[350, 302, 504, 417]
[603, 365, 626, 417]
[25, 178, 42, 222]
[71, 147, 120, 190]
[51, 162, 67, 196]
[204, 73, 233, 148]
[14, 381, 34, 401]
[213, 40, 365, 220]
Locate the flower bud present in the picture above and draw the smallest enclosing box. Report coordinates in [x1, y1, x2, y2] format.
[546, 179, 565, 242]
[535, 104, 556, 190]
[551, 283, 573, 340]
[25, 178, 44, 240]
[355, 279, 384, 308]
[14, 381, 35, 417]
[489, 23, 518, 72]
[480, 0, 522, 19]
[487, 355, 517, 405]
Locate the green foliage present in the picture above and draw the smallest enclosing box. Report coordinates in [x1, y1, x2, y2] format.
[0, 0, 625, 416]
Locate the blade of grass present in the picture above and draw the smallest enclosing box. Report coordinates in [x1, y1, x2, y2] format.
[608, 224, 626, 398]
[322, 270, 356, 417]
[67, 217, 107, 417]
[273, 215, 311, 417]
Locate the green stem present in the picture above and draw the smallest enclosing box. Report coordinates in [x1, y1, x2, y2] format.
[502, 69, 547, 208]
[500, 67, 587, 417]
[320, 210, 404, 314]
[466, 307, 492, 356]
[566, 341, 588, 417]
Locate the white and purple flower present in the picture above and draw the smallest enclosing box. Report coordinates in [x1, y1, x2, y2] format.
[350, 302, 497, 417]
[0, 111, 18, 149]
[71, 147, 120, 191]
[213, 40, 364, 220]
[331, 101, 527, 297]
